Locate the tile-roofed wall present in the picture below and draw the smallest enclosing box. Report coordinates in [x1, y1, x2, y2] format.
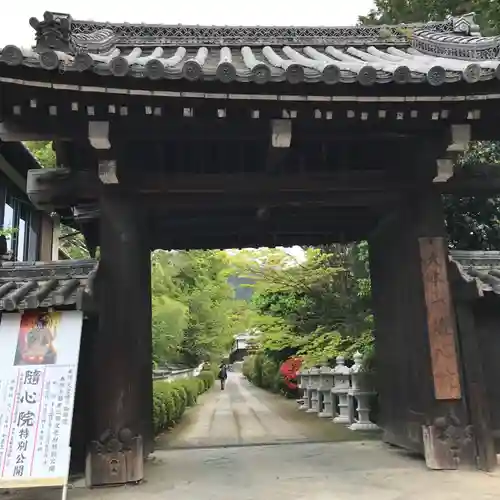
[0, 259, 98, 312]
[450, 250, 500, 296]
[0, 11, 499, 86]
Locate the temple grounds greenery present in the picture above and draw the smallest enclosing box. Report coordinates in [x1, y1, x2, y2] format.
[152, 368, 216, 435]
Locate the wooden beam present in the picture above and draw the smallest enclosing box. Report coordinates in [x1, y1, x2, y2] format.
[151, 213, 376, 232]
[27, 168, 414, 209]
[0, 153, 26, 191]
[0, 112, 450, 142]
[149, 229, 369, 250]
[28, 165, 500, 216]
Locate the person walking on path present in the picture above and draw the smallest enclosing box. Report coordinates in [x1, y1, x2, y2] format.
[218, 363, 228, 390]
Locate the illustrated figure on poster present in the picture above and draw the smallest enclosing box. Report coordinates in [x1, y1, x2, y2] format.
[14, 312, 60, 366]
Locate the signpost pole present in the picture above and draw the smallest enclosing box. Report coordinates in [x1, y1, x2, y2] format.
[61, 447, 71, 500]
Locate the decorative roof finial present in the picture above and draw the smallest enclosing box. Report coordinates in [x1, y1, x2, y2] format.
[29, 11, 73, 52]
[450, 12, 481, 36]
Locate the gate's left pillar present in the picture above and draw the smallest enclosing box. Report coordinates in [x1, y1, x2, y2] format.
[85, 189, 153, 487]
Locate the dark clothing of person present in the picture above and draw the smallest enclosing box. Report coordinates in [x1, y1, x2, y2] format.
[218, 365, 227, 390]
[218, 365, 228, 380]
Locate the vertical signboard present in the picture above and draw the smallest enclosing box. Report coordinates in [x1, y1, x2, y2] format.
[0, 311, 83, 488]
[419, 237, 461, 400]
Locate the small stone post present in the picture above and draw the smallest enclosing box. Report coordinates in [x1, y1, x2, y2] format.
[318, 365, 335, 418]
[348, 352, 379, 431]
[307, 367, 321, 413]
[332, 356, 351, 424]
[297, 368, 310, 411]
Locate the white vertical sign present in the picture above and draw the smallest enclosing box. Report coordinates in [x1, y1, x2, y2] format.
[0, 311, 83, 488]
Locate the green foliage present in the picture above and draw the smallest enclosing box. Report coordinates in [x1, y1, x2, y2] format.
[24, 141, 57, 168]
[443, 142, 500, 250]
[241, 244, 375, 401]
[359, 0, 500, 36]
[152, 371, 215, 435]
[151, 250, 246, 366]
[197, 370, 216, 391]
[152, 296, 189, 365]
[242, 354, 298, 398]
[359, 4, 500, 251]
[297, 327, 375, 367]
[247, 244, 374, 367]
[59, 225, 90, 259]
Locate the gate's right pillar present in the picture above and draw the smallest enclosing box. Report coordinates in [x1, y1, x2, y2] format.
[368, 187, 476, 469]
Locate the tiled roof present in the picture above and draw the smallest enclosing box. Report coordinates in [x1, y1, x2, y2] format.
[0, 11, 499, 86]
[0, 259, 97, 312]
[450, 251, 500, 296]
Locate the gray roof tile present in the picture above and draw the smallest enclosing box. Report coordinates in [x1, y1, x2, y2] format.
[0, 11, 499, 86]
[0, 259, 97, 312]
[450, 251, 500, 296]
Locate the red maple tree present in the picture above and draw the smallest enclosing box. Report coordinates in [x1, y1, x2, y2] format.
[279, 357, 303, 390]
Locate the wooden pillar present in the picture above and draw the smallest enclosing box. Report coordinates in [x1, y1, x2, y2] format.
[85, 189, 152, 487]
[38, 213, 58, 261]
[369, 187, 476, 469]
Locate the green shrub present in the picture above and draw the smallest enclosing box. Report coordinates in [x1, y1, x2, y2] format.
[243, 354, 299, 398]
[252, 353, 264, 387]
[260, 357, 279, 390]
[153, 372, 213, 435]
[242, 356, 255, 381]
[198, 370, 215, 391]
[196, 377, 205, 394]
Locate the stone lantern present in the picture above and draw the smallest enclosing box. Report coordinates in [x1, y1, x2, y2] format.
[332, 356, 351, 424]
[307, 366, 321, 413]
[298, 367, 311, 411]
[318, 365, 335, 418]
[348, 352, 379, 431]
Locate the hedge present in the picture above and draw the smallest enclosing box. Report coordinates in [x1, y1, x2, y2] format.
[153, 369, 216, 435]
[243, 353, 298, 398]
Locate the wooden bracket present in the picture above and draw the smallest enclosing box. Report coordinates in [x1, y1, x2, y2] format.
[447, 124, 471, 153]
[89, 121, 111, 150]
[98, 160, 118, 184]
[434, 158, 454, 183]
[271, 119, 292, 148]
[434, 124, 471, 183]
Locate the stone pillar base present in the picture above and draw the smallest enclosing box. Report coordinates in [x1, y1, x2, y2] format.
[333, 415, 351, 424]
[349, 421, 379, 431]
[85, 436, 144, 487]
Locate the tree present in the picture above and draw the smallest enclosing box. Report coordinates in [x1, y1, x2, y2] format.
[246, 245, 373, 366]
[24, 141, 57, 168]
[151, 250, 247, 366]
[359, 0, 500, 35]
[444, 143, 500, 249]
[359, 4, 500, 250]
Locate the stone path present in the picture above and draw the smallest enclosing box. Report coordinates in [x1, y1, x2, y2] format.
[4, 372, 500, 499]
[160, 371, 362, 449]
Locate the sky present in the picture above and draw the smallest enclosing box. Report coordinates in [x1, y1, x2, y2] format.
[0, 1, 375, 47]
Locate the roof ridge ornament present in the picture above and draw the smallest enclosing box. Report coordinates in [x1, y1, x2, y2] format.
[31, 11, 457, 50]
[29, 11, 74, 52]
[411, 12, 500, 60]
[450, 12, 481, 36]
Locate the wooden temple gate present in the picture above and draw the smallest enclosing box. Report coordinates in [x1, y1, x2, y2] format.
[1, 10, 500, 485]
